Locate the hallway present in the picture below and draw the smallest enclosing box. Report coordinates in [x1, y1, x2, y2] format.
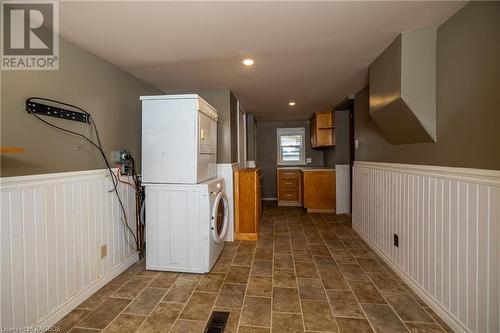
[54, 202, 453, 333]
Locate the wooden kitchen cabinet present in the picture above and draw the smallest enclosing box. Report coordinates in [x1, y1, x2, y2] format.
[277, 169, 302, 206]
[310, 111, 335, 148]
[234, 168, 262, 240]
[303, 170, 336, 212]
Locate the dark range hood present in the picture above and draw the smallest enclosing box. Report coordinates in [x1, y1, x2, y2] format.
[369, 30, 437, 145]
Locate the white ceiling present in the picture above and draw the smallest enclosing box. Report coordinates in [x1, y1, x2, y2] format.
[58, 1, 466, 120]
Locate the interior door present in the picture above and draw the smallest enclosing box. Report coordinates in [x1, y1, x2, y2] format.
[198, 112, 217, 155]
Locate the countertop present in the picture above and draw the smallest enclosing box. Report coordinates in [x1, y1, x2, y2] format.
[276, 166, 335, 172]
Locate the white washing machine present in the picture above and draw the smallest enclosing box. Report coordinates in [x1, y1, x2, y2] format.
[145, 178, 228, 273]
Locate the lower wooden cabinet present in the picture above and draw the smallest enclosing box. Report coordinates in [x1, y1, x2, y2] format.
[234, 168, 262, 240]
[277, 169, 302, 206]
[303, 170, 336, 212]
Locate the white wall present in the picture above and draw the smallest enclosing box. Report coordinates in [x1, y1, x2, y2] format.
[353, 161, 500, 333]
[1, 169, 139, 329]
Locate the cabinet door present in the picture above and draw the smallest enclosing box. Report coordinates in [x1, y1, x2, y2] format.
[303, 171, 336, 210]
[316, 112, 333, 128]
[310, 116, 317, 147]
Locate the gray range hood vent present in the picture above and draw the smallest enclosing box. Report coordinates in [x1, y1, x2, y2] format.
[369, 29, 437, 144]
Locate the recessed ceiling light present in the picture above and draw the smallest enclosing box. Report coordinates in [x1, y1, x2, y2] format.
[289, 101, 296, 106]
[242, 58, 254, 66]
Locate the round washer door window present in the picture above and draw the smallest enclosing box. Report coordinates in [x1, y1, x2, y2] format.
[212, 192, 228, 244]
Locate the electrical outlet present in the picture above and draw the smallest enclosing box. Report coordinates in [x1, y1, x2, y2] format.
[101, 245, 107, 259]
[393, 234, 399, 247]
[110, 149, 132, 175]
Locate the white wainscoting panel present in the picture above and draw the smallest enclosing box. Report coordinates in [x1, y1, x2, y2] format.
[1, 169, 138, 329]
[353, 161, 500, 333]
[335, 164, 351, 214]
[217, 163, 239, 242]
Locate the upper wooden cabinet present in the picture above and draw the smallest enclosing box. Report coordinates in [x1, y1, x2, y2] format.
[310, 111, 335, 148]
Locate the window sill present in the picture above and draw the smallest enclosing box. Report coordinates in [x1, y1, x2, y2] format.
[276, 163, 307, 166]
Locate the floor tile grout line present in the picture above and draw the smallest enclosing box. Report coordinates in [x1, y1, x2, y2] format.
[133, 271, 182, 331]
[208, 244, 236, 331]
[331, 230, 397, 333]
[268, 209, 277, 332]
[306, 217, 341, 333]
[71, 260, 155, 331]
[74, 270, 137, 312]
[421, 307, 451, 332]
[347, 235, 447, 332]
[170, 274, 207, 331]
[233, 240, 257, 331]
[343, 240, 417, 333]
[334, 221, 427, 332]
[101, 268, 173, 332]
[289, 214, 308, 332]
[319, 214, 379, 333]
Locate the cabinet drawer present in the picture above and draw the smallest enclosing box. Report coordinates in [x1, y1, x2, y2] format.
[279, 177, 299, 189]
[277, 170, 300, 179]
[279, 189, 300, 202]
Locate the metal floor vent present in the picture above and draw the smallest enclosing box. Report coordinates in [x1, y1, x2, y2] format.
[205, 311, 230, 333]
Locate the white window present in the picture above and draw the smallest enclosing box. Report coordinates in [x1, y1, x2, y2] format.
[277, 127, 305, 165]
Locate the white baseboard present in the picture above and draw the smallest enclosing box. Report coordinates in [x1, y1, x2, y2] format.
[353, 226, 465, 333]
[40, 252, 139, 329]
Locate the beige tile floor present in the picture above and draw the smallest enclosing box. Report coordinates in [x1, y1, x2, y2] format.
[53, 202, 454, 333]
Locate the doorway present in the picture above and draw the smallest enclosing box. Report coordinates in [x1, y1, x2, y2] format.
[237, 101, 247, 167]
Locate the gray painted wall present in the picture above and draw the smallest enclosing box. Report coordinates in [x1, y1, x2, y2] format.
[1, 37, 161, 177]
[246, 114, 257, 162]
[354, 2, 500, 170]
[256, 120, 324, 198]
[230, 92, 238, 163]
[323, 147, 336, 168]
[324, 110, 351, 167]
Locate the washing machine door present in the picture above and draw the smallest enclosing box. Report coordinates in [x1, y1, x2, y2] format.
[211, 191, 229, 244]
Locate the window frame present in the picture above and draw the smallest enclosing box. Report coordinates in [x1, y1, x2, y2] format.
[276, 127, 306, 165]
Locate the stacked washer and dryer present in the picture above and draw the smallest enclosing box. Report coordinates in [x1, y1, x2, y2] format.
[141, 94, 229, 273]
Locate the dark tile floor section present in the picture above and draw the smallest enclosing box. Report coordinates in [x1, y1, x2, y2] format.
[53, 202, 454, 332]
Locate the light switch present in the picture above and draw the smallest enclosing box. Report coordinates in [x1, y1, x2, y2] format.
[354, 139, 359, 149]
[306, 157, 312, 164]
